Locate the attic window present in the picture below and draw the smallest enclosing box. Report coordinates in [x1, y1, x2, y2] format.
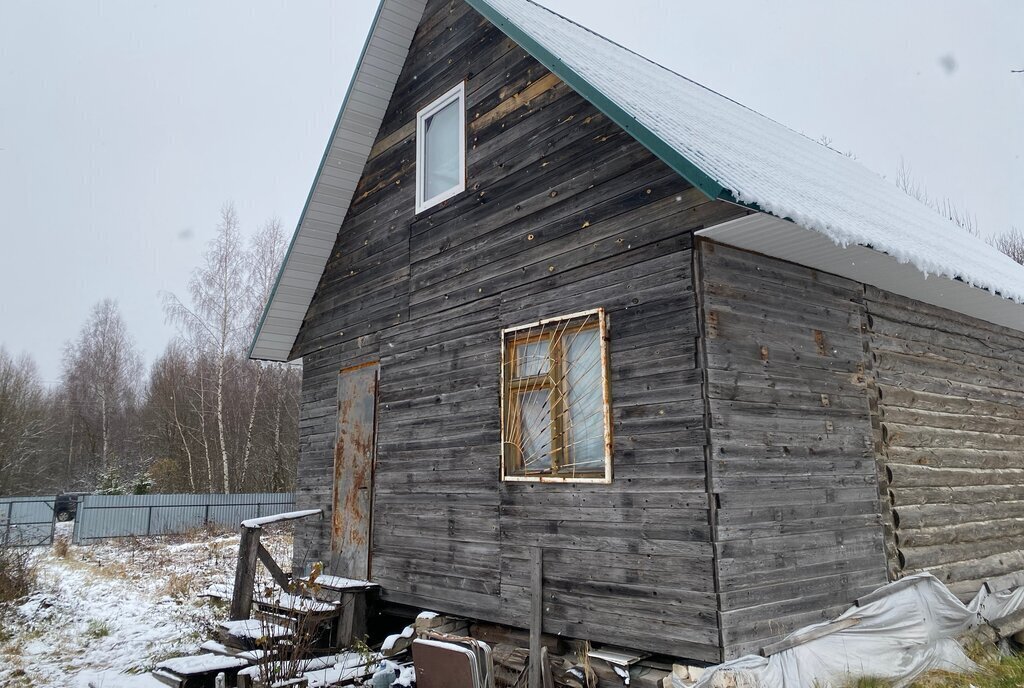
[415, 82, 466, 213]
[501, 309, 612, 483]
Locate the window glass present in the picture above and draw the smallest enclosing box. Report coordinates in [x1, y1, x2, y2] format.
[423, 99, 460, 200]
[518, 389, 553, 473]
[515, 339, 549, 378]
[565, 328, 604, 471]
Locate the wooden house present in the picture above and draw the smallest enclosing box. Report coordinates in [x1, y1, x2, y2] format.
[249, 0, 1024, 662]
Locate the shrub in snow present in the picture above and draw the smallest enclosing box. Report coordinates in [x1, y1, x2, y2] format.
[0, 541, 37, 602]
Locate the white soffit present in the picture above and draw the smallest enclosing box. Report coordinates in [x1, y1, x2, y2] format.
[698, 214, 1024, 333]
[249, 0, 427, 361]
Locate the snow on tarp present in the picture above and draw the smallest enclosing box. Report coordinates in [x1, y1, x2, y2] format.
[686, 573, 1024, 688]
[241, 508, 321, 528]
[477, 0, 1024, 305]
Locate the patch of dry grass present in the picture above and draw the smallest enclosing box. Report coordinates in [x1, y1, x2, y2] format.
[0, 544, 37, 602]
[911, 652, 1024, 688]
[837, 649, 1024, 688]
[52, 537, 70, 559]
[161, 572, 195, 601]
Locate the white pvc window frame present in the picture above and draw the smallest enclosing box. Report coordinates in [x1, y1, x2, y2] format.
[415, 82, 466, 214]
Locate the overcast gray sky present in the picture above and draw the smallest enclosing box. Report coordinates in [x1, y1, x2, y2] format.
[1, 0, 1020, 383]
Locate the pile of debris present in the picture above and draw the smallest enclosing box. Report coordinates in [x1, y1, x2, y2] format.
[149, 600, 703, 688]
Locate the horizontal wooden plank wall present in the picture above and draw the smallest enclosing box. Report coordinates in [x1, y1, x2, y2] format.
[865, 286, 1024, 600]
[290, 0, 749, 662]
[696, 241, 888, 659]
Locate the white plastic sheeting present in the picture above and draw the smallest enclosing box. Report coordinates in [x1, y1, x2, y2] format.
[688, 573, 1024, 688]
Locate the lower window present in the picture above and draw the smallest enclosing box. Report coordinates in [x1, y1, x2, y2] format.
[501, 308, 612, 482]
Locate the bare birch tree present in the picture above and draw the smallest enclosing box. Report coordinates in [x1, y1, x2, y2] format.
[164, 204, 250, 493]
[236, 218, 288, 489]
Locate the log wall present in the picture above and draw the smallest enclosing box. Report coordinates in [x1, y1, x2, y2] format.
[865, 287, 1024, 599]
[290, 0, 747, 662]
[695, 241, 889, 659]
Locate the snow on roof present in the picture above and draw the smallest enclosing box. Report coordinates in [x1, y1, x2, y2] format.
[474, 0, 1024, 305]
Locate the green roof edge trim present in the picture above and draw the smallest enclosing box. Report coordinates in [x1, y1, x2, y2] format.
[466, 0, 733, 204]
[248, 0, 390, 361]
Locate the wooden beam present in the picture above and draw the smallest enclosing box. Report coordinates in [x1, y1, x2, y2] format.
[256, 543, 291, 590]
[759, 617, 860, 657]
[991, 608, 1024, 639]
[854, 576, 926, 607]
[984, 570, 1024, 594]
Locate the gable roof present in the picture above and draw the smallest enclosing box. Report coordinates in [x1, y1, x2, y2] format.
[250, 0, 1024, 361]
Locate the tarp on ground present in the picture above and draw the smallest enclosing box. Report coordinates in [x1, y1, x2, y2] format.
[687, 573, 1024, 688]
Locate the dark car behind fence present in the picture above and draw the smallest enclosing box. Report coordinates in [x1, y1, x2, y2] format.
[0, 493, 294, 546]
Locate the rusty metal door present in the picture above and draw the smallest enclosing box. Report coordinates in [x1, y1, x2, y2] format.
[330, 361, 379, 579]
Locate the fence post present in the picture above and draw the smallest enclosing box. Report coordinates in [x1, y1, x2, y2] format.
[146, 505, 154, 537]
[3, 501, 13, 547]
[204, 504, 210, 527]
[48, 496, 57, 546]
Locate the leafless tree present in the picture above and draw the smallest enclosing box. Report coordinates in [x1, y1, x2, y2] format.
[238, 218, 288, 489]
[164, 204, 249, 493]
[61, 299, 143, 482]
[895, 158, 979, 236]
[155, 206, 299, 494]
[144, 343, 201, 492]
[0, 348, 52, 494]
[992, 227, 1024, 266]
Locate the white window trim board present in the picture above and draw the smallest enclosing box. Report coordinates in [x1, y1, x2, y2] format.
[415, 81, 467, 214]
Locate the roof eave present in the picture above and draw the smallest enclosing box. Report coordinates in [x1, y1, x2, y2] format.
[249, 0, 424, 362]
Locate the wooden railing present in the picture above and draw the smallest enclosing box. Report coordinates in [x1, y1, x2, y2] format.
[229, 509, 323, 620]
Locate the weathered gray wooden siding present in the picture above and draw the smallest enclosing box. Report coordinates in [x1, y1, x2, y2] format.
[291, 0, 747, 662]
[866, 287, 1024, 599]
[696, 241, 888, 659]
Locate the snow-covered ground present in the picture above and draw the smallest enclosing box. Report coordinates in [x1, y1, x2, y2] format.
[0, 522, 292, 688]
